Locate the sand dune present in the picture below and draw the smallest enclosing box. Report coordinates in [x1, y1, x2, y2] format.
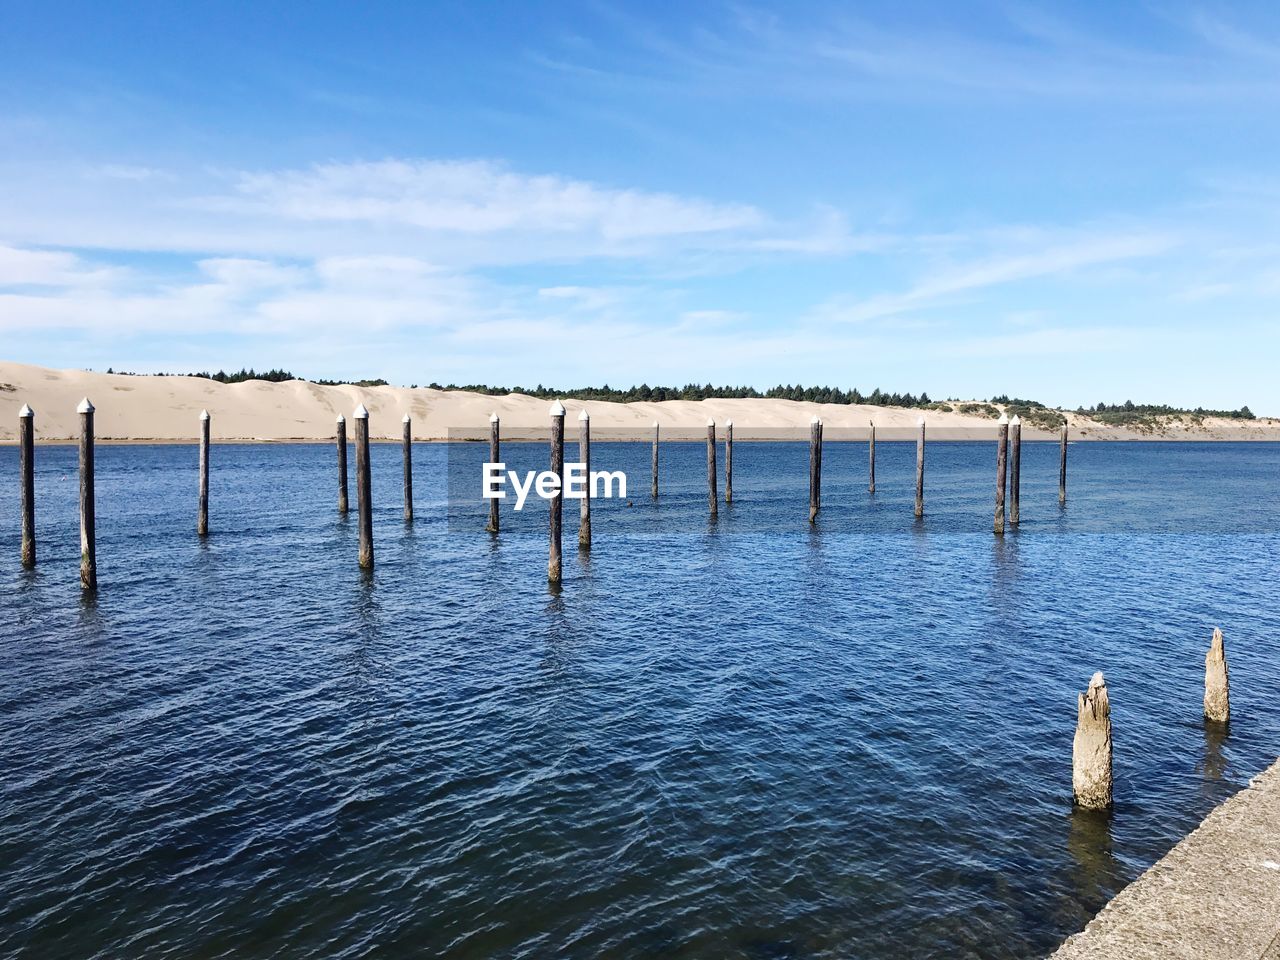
[1, 362, 1276, 442]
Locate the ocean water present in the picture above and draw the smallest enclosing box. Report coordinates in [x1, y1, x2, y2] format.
[2, 439, 1278, 959]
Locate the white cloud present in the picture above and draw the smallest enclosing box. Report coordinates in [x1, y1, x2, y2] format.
[810, 231, 1177, 324]
[221, 159, 764, 241]
[0, 244, 121, 287]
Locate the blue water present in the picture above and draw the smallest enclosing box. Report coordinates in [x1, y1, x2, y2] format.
[2, 440, 1278, 959]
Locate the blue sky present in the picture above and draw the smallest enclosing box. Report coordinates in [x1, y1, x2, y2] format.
[3, 1, 1279, 411]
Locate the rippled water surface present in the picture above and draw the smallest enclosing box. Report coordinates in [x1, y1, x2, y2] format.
[3, 439, 1279, 959]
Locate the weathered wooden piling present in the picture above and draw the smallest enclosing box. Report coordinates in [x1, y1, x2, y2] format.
[868, 421, 876, 494]
[19, 404, 35, 568]
[707, 419, 718, 517]
[1059, 421, 1068, 505]
[651, 421, 659, 499]
[994, 413, 1009, 535]
[336, 414, 349, 515]
[486, 413, 500, 534]
[1010, 414, 1022, 527]
[353, 404, 373, 569]
[549, 401, 565, 583]
[808, 416, 821, 523]
[1204, 627, 1230, 724]
[578, 409, 591, 550]
[1073, 671, 1113, 809]
[914, 417, 926, 518]
[402, 414, 414, 523]
[724, 419, 733, 503]
[78, 398, 97, 591]
[198, 409, 210, 537]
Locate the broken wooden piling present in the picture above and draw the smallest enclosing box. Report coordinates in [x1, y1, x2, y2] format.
[1205, 627, 1230, 724]
[1073, 671, 1113, 809]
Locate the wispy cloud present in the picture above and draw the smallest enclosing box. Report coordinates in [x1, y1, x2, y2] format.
[809, 231, 1177, 324]
[218, 159, 763, 240]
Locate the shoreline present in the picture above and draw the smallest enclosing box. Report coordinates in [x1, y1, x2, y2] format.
[3, 361, 1277, 444]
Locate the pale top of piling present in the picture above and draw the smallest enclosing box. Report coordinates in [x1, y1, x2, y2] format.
[19, 403, 33, 418]
[707, 417, 715, 426]
[578, 409, 589, 421]
[652, 420, 659, 428]
[200, 409, 210, 421]
[336, 413, 345, 424]
[489, 412, 499, 423]
[77, 397, 94, 414]
[550, 400, 566, 417]
[810, 415, 820, 424]
[354, 403, 369, 419]
[1010, 414, 1020, 426]
[1089, 670, 1106, 690]
[402, 414, 411, 423]
[917, 416, 925, 426]
[998, 412, 1009, 424]
[726, 419, 733, 427]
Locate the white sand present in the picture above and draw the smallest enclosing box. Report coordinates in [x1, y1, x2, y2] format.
[1, 362, 1276, 442]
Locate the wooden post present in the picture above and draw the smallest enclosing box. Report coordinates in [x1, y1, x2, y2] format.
[707, 419, 718, 518]
[402, 414, 414, 523]
[724, 419, 733, 503]
[651, 421, 659, 499]
[336, 414, 349, 515]
[817, 417, 823, 509]
[808, 416, 821, 523]
[578, 409, 591, 550]
[1073, 671, 1113, 809]
[994, 413, 1009, 535]
[914, 417, 925, 518]
[1059, 421, 1069, 505]
[1204, 627, 1230, 723]
[354, 404, 373, 569]
[549, 401, 565, 583]
[868, 421, 876, 494]
[19, 404, 35, 568]
[486, 413, 500, 533]
[197, 409, 210, 537]
[78, 397, 97, 591]
[1010, 415, 1022, 527]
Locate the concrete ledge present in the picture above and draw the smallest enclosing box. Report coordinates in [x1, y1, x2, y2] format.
[1051, 757, 1280, 959]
